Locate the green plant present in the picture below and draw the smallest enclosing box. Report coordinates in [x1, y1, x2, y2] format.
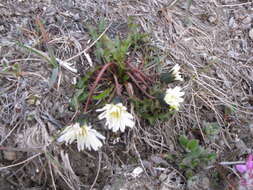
[17, 43, 59, 89]
[131, 89, 174, 124]
[71, 18, 184, 126]
[1, 62, 21, 76]
[179, 135, 216, 178]
[204, 122, 220, 142]
[73, 19, 154, 113]
[88, 18, 147, 67]
[70, 69, 94, 110]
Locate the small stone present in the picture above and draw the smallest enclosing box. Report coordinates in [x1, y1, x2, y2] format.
[202, 177, 210, 189]
[242, 16, 251, 25]
[228, 17, 237, 28]
[131, 167, 143, 178]
[159, 173, 167, 181]
[208, 16, 216, 23]
[218, 140, 225, 147]
[3, 151, 17, 161]
[73, 13, 80, 21]
[27, 97, 36, 105]
[249, 28, 253, 40]
[102, 185, 111, 190]
[249, 124, 253, 136]
[0, 25, 4, 31]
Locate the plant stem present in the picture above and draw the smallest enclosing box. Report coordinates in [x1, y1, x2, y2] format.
[113, 74, 121, 96]
[127, 72, 155, 99]
[84, 62, 114, 112]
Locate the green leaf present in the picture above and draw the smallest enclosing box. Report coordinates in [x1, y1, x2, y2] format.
[98, 19, 107, 33]
[70, 88, 88, 110]
[92, 87, 113, 100]
[187, 139, 199, 151]
[207, 153, 216, 160]
[185, 169, 194, 178]
[48, 67, 59, 88]
[78, 90, 88, 102]
[48, 48, 58, 68]
[164, 153, 177, 161]
[160, 72, 175, 84]
[191, 159, 200, 168]
[204, 122, 220, 135]
[76, 69, 96, 89]
[179, 135, 189, 148]
[16, 42, 54, 65]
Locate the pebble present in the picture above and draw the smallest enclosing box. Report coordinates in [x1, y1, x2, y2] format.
[249, 124, 253, 136]
[228, 17, 237, 28]
[242, 16, 251, 25]
[73, 13, 80, 21]
[3, 151, 17, 161]
[208, 16, 216, 24]
[0, 25, 4, 32]
[159, 173, 167, 181]
[202, 177, 210, 188]
[249, 28, 253, 40]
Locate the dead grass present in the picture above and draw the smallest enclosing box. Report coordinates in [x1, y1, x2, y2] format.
[1, 0, 253, 189]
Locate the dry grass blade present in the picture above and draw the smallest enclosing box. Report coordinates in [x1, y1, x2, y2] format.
[90, 152, 101, 190]
[65, 23, 112, 62]
[0, 123, 19, 146]
[46, 151, 80, 190]
[49, 159, 57, 190]
[0, 153, 42, 171]
[212, 0, 253, 7]
[17, 43, 77, 73]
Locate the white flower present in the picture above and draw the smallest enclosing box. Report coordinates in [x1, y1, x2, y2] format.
[58, 123, 105, 151]
[97, 103, 135, 133]
[164, 86, 184, 110]
[170, 64, 183, 81]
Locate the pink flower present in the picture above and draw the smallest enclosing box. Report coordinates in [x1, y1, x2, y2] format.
[236, 155, 253, 187]
[236, 155, 253, 173]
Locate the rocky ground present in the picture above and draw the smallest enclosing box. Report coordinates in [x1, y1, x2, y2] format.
[1, 0, 253, 189]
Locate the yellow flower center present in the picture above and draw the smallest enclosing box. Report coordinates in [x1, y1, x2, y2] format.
[166, 94, 177, 102]
[79, 125, 88, 136]
[110, 110, 121, 119]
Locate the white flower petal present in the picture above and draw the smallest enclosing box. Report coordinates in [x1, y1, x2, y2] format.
[164, 86, 185, 110]
[170, 64, 183, 81]
[58, 123, 105, 151]
[97, 103, 135, 133]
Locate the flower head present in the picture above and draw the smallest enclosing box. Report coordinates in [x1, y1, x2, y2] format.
[236, 155, 253, 187]
[58, 123, 105, 151]
[97, 103, 134, 133]
[170, 64, 183, 81]
[164, 86, 184, 110]
[236, 155, 253, 173]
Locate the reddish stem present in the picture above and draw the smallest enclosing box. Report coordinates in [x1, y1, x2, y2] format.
[132, 72, 149, 86]
[84, 62, 114, 112]
[113, 74, 121, 96]
[127, 72, 155, 99]
[127, 62, 153, 83]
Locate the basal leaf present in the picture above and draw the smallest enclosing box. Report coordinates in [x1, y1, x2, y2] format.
[70, 88, 88, 110]
[48, 67, 59, 89]
[92, 87, 113, 100]
[187, 139, 199, 151]
[179, 135, 189, 148]
[160, 72, 174, 84]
